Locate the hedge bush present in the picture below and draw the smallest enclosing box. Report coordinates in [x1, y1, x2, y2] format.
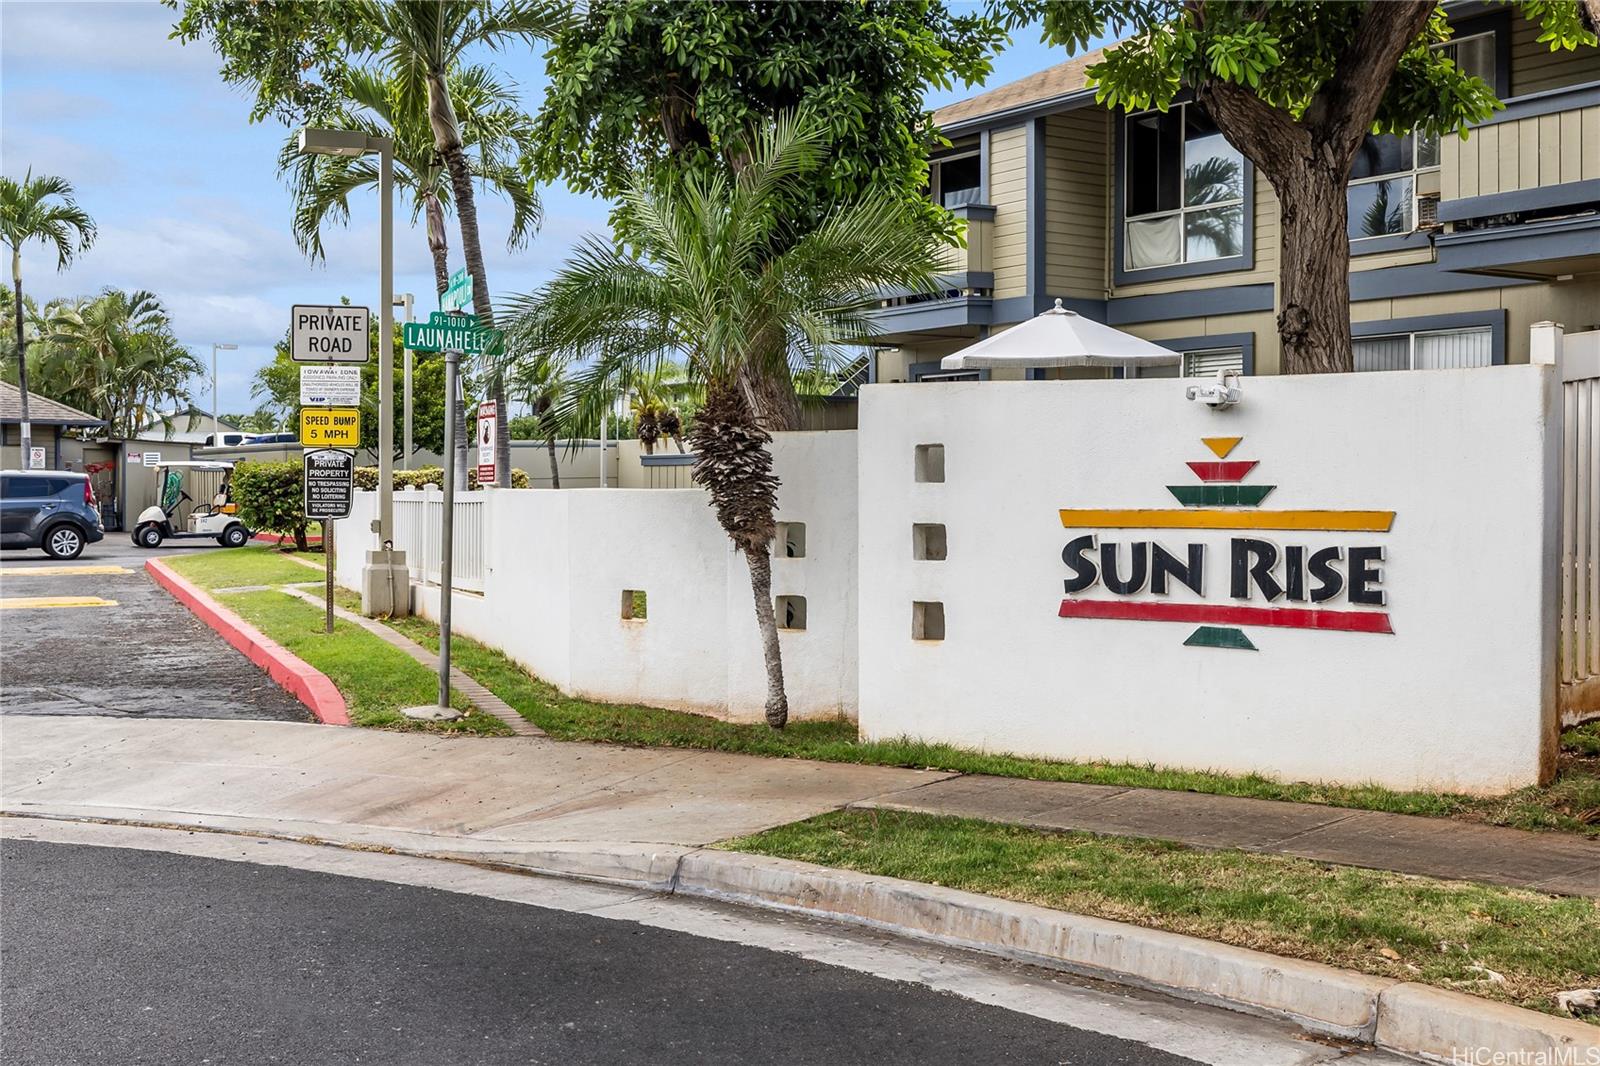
[354, 466, 529, 491]
[231, 460, 310, 549]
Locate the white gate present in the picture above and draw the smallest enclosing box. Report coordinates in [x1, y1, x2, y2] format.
[391, 486, 488, 594]
[1555, 325, 1600, 726]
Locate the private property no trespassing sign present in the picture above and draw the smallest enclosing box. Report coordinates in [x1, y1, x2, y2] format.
[292, 305, 370, 363]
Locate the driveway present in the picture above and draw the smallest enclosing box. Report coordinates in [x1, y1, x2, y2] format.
[0, 539, 310, 721]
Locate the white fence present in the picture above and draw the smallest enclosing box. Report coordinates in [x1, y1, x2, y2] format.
[1555, 326, 1600, 725]
[389, 487, 487, 593]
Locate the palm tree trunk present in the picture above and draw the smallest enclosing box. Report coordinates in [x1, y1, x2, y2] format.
[743, 546, 789, 729]
[428, 71, 510, 488]
[12, 264, 33, 465]
[425, 194, 468, 485]
[545, 434, 560, 489]
[689, 383, 788, 728]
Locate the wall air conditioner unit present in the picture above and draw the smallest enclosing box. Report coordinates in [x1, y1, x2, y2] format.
[1418, 192, 1442, 231]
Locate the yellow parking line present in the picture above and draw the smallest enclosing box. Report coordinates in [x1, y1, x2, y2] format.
[0, 596, 119, 609]
[0, 565, 131, 577]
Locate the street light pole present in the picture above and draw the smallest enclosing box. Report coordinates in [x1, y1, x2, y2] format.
[211, 343, 237, 444]
[297, 126, 409, 618]
[395, 294, 414, 469]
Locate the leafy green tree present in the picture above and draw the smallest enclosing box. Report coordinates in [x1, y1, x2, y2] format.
[231, 460, 311, 549]
[506, 117, 943, 728]
[41, 289, 204, 438]
[533, 0, 1004, 427]
[994, 0, 1596, 374]
[1, 171, 96, 460]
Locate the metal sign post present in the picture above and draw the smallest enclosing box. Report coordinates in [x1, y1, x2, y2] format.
[303, 448, 354, 635]
[402, 347, 462, 721]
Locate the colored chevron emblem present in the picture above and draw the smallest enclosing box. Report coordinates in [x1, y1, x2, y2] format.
[1187, 460, 1258, 482]
[1202, 436, 1242, 458]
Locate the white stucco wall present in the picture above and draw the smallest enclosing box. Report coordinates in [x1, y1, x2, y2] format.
[334, 431, 859, 723]
[857, 368, 1562, 793]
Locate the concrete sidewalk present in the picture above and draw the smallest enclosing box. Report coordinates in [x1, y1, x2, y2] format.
[0, 716, 951, 848]
[3, 715, 1596, 896]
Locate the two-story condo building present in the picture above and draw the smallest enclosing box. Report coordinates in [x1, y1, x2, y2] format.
[870, 6, 1599, 382]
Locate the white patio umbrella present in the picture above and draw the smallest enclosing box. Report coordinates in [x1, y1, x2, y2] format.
[941, 299, 1181, 372]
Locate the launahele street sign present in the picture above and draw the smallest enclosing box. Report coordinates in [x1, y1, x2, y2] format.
[403, 310, 502, 355]
[441, 268, 473, 313]
[292, 304, 370, 363]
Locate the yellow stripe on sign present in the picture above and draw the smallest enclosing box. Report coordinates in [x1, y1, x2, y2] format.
[0, 565, 131, 577]
[0, 596, 119, 610]
[1059, 509, 1396, 532]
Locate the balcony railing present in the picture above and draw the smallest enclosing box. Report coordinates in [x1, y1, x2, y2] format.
[1438, 84, 1600, 218]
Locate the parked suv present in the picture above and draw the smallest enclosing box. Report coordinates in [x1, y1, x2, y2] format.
[0, 470, 106, 559]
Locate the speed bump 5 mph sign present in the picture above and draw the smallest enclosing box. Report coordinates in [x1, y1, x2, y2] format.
[300, 407, 361, 447]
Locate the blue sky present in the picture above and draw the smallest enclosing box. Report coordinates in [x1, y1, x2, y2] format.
[1, 1, 1082, 415]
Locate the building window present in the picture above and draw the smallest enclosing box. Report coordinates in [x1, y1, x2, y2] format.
[1353, 327, 1493, 371]
[1124, 103, 1246, 271]
[932, 151, 982, 209]
[1137, 347, 1247, 379]
[1348, 32, 1496, 242]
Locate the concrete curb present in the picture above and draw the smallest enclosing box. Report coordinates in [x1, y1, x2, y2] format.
[143, 558, 349, 726]
[7, 807, 1594, 1060]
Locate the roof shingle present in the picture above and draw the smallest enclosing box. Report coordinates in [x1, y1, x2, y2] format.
[0, 381, 103, 426]
[933, 47, 1106, 130]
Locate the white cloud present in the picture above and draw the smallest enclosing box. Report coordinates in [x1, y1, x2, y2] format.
[0, 1, 222, 78]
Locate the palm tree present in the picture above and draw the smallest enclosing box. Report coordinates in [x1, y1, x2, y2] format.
[0, 171, 96, 463]
[506, 351, 567, 488]
[505, 117, 941, 728]
[280, 62, 541, 480]
[44, 289, 203, 438]
[363, 0, 568, 487]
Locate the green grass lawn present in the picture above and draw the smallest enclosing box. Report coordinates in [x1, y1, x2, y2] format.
[216, 589, 504, 735]
[170, 547, 1600, 835]
[722, 809, 1600, 1019]
[165, 545, 323, 590]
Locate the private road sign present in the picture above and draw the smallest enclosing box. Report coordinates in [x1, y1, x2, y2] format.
[291, 304, 370, 363]
[403, 310, 502, 355]
[442, 268, 473, 313]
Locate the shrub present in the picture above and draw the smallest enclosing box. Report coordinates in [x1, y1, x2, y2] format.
[354, 466, 529, 491]
[231, 460, 309, 549]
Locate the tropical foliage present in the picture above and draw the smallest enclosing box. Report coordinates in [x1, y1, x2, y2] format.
[1, 170, 96, 452]
[504, 117, 943, 728]
[2, 289, 202, 439]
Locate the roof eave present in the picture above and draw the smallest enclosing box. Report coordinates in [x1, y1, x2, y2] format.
[937, 87, 1100, 136]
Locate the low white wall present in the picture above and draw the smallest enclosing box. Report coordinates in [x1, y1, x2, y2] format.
[858, 368, 1562, 794]
[334, 431, 858, 723]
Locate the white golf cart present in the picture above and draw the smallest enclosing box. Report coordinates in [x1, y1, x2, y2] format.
[132, 460, 252, 549]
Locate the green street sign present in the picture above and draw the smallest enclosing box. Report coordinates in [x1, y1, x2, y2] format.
[403, 310, 502, 355]
[442, 269, 473, 313]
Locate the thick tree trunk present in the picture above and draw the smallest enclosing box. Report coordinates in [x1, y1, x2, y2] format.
[429, 72, 510, 487]
[1274, 164, 1355, 374]
[741, 361, 802, 431]
[12, 270, 33, 463]
[689, 382, 788, 728]
[743, 546, 789, 729]
[545, 435, 560, 489]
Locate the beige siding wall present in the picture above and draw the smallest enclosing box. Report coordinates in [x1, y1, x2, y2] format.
[1043, 110, 1109, 300]
[988, 125, 1029, 298]
[1354, 279, 1600, 365]
[1511, 17, 1600, 96]
[1442, 105, 1600, 199]
[1122, 312, 1283, 375]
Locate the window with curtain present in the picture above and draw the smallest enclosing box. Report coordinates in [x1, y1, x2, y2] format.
[1124, 103, 1246, 271]
[1353, 327, 1493, 371]
[933, 152, 982, 209]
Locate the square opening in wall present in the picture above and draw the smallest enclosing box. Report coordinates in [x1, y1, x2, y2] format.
[912, 601, 945, 641]
[912, 523, 947, 561]
[776, 595, 807, 631]
[914, 444, 945, 483]
[621, 589, 647, 621]
[776, 522, 807, 558]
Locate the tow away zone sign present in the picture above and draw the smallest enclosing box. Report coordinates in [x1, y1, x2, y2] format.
[292, 304, 370, 363]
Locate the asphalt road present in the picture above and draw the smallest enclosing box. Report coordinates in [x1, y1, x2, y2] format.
[2, 839, 1203, 1066]
[0, 540, 310, 721]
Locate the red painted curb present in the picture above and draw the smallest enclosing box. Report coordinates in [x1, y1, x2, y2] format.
[251, 532, 323, 546]
[144, 557, 350, 726]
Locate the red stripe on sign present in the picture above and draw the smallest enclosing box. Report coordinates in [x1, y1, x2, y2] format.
[1057, 598, 1393, 634]
[1186, 461, 1258, 482]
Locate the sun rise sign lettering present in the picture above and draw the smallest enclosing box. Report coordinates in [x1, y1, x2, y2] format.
[1056, 437, 1395, 650]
